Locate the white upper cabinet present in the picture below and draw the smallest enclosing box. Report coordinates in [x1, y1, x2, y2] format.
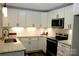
[64, 5, 74, 29]
[26, 10, 41, 27]
[7, 8, 18, 27]
[52, 8, 65, 19]
[41, 12, 48, 28]
[33, 12, 41, 28]
[57, 8, 65, 18]
[73, 3, 79, 15]
[18, 10, 27, 27]
[0, 5, 2, 12]
[8, 8, 27, 27]
[47, 8, 65, 28]
[47, 11, 54, 28]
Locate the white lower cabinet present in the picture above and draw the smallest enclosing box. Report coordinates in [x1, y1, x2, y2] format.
[30, 37, 39, 51]
[19, 37, 31, 52]
[57, 42, 71, 56]
[19, 37, 47, 53]
[38, 37, 47, 53]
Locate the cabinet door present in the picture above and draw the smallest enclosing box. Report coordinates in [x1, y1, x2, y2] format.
[39, 37, 47, 53]
[19, 38, 31, 52]
[47, 11, 54, 28]
[52, 10, 58, 19]
[26, 11, 41, 27]
[57, 8, 65, 18]
[30, 37, 39, 51]
[33, 12, 41, 27]
[8, 8, 18, 27]
[26, 11, 34, 27]
[41, 12, 48, 28]
[18, 10, 26, 27]
[57, 42, 71, 56]
[64, 5, 73, 29]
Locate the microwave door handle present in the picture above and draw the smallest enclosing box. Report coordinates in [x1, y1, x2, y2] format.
[59, 20, 60, 26]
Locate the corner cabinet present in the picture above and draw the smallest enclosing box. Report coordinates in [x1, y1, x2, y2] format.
[19, 37, 31, 52]
[19, 37, 41, 53]
[64, 5, 74, 29]
[19, 37, 47, 53]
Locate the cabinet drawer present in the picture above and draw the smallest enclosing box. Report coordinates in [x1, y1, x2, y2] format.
[57, 50, 65, 56]
[58, 43, 70, 48]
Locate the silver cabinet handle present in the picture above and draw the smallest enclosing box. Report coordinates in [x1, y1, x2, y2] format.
[32, 24, 35, 27]
[61, 44, 66, 47]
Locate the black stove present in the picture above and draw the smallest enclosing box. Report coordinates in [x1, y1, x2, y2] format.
[46, 33, 68, 56]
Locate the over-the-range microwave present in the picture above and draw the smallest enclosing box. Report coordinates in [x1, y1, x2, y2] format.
[51, 18, 64, 28]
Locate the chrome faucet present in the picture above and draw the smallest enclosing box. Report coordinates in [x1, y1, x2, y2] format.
[2, 27, 9, 39]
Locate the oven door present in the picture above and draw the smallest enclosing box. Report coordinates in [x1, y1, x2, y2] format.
[46, 38, 57, 56]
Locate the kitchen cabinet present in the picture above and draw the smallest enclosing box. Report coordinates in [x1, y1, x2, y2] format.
[64, 5, 74, 29]
[19, 37, 41, 53]
[19, 37, 47, 53]
[26, 11, 41, 27]
[3, 8, 48, 28]
[41, 12, 48, 28]
[52, 8, 65, 19]
[73, 3, 79, 15]
[47, 8, 65, 28]
[30, 37, 39, 51]
[19, 37, 31, 52]
[47, 5, 73, 29]
[38, 37, 47, 53]
[47, 11, 53, 28]
[57, 42, 71, 56]
[18, 10, 27, 27]
[7, 8, 27, 27]
[7, 8, 18, 27]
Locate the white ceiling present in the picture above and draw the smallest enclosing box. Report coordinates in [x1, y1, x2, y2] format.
[1, 3, 72, 11]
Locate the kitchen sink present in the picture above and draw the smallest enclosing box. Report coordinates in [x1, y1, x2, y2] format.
[4, 39, 17, 43]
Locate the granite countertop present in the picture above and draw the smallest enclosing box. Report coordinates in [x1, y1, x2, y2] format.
[17, 35, 54, 38]
[58, 40, 72, 46]
[0, 38, 26, 54]
[17, 35, 72, 46]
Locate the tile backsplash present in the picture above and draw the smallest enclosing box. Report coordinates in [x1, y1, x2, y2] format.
[9, 27, 69, 37]
[0, 27, 72, 44]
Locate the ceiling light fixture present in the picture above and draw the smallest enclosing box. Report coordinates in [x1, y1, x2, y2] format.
[2, 3, 8, 17]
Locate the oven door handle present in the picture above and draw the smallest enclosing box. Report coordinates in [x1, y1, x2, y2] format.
[47, 39, 57, 43]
